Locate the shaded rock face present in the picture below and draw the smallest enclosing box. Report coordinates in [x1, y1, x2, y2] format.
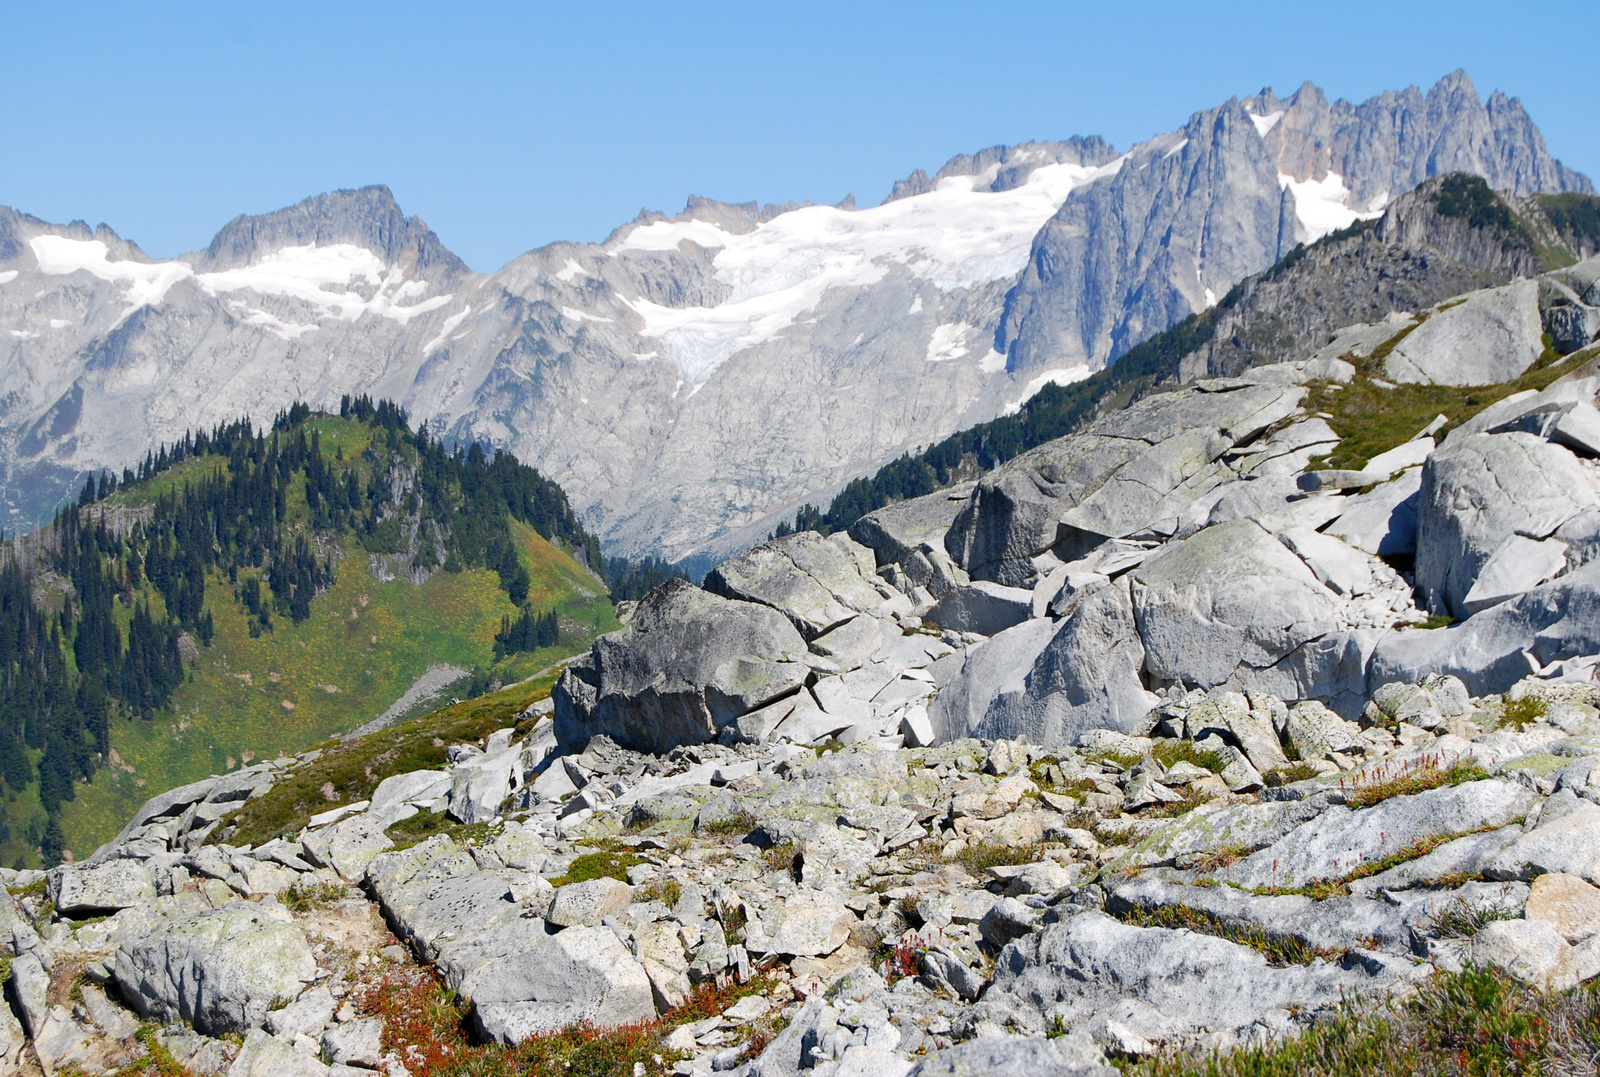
[930, 579, 1151, 746]
[554, 578, 809, 754]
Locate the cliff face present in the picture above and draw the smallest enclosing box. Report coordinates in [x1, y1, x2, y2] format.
[998, 72, 1590, 381]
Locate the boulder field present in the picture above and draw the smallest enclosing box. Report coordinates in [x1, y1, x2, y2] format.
[9, 275, 1600, 1075]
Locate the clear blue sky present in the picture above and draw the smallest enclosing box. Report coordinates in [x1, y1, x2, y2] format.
[3, 1, 1594, 272]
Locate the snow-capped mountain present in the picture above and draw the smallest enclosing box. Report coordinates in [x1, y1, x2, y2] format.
[0, 71, 1587, 562]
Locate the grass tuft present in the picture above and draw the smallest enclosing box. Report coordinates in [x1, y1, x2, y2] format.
[1151, 740, 1228, 775]
[549, 849, 645, 888]
[1120, 967, 1600, 1077]
[1500, 695, 1549, 731]
[1264, 763, 1323, 788]
[280, 879, 349, 913]
[1110, 902, 1338, 967]
[1341, 754, 1489, 810]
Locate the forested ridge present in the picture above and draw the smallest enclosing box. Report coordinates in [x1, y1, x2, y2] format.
[0, 398, 605, 864]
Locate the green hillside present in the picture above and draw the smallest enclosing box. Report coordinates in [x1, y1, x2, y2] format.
[0, 398, 618, 865]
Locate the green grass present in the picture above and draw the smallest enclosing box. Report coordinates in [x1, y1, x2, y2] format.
[1121, 968, 1600, 1077]
[1152, 740, 1228, 775]
[549, 849, 646, 888]
[212, 675, 556, 848]
[1235, 825, 1505, 901]
[1305, 341, 1599, 473]
[1264, 763, 1323, 788]
[943, 839, 1046, 874]
[1499, 696, 1549, 731]
[280, 879, 350, 913]
[384, 810, 505, 852]
[55, 520, 614, 858]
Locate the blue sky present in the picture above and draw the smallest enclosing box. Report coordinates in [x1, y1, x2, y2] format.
[3, 1, 1594, 272]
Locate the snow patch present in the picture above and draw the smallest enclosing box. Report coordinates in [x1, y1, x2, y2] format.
[1204, 287, 1218, 309]
[0, 271, 17, 285]
[926, 323, 975, 362]
[632, 351, 660, 361]
[1249, 110, 1284, 137]
[977, 349, 1008, 374]
[29, 235, 453, 325]
[31, 236, 194, 313]
[615, 155, 1127, 382]
[49, 319, 70, 329]
[556, 258, 587, 282]
[9, 329, 39, 340]
[1279, 172, 1385, 242]
[560, 306, 612, 323]
[908, 295, 923, 315]
[1003, 366, 1092, 415]
[423, 305, 472, 355]
[1163, 139, 1189, 160]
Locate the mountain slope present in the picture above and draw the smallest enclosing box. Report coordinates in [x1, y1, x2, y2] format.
[0, 73, 1587, 566]
[0, 402, 616, 865]
[787, 175, 1600, 537]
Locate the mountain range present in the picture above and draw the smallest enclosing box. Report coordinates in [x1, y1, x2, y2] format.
[0, 71, 1588, 568]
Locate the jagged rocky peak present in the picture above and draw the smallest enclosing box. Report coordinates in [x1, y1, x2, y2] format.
[883, 135, 1121, 203]
[198, 184, 471, 280]
[996, 70, 1592, 380]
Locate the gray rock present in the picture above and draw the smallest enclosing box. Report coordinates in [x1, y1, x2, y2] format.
[849, 487, 973, 572]
[1370, 561, 1600, 696]
[265, 987, 336, 1040]
[1468, 918, 1578, 992]
[921, 950, 985, 1001]
[6, 951, 48, 1038]
[322, 1017, 384, 1068]
[1131, 519, 1339, 688]
[300, 813, 394, 882]
[979, 898, 1041, 947]
[112, 900, 317, 1035]
[49, 858, 158, 916]
[448, 745, 523, 823]
[1323, 467, 1422, 557]
[546, 878, 633, 928]
[704, 532, 888, 639]
[745, 896, 854, 958]
[1384, 280, 1545, 385]
[1414, 431, 1600, 620]
[368, 770, 451, 825]
[975, 911, 1392, 1044]
[1283, 700, 1361, 761]
[1219, 779, 1537, 891]
[926, 582, 1034, 636]
[929, 579, 1151, 748]
[1484, 791, 1600, 884]
[470, 925, 656, 1043]
[227, 1029, 330, 1077]
[906, 1037, 1115, 1077]
[554, 579, 810, 754]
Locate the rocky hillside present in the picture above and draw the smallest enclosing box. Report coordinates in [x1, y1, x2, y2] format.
[8, 259, 1600, 1075]
[0, 73, 1586, 567]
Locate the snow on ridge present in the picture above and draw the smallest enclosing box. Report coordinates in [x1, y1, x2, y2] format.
[555, 259, 587, 282]
[0, 271, 18, 285]
[31, 236, 194, 313]
[1249, 110, 1285, 137]
[1279, 172, 1385, 242]
[1003, 365, 1092, 415]
[615, 156, 1127, 382]
[25, 236, 452, 326]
